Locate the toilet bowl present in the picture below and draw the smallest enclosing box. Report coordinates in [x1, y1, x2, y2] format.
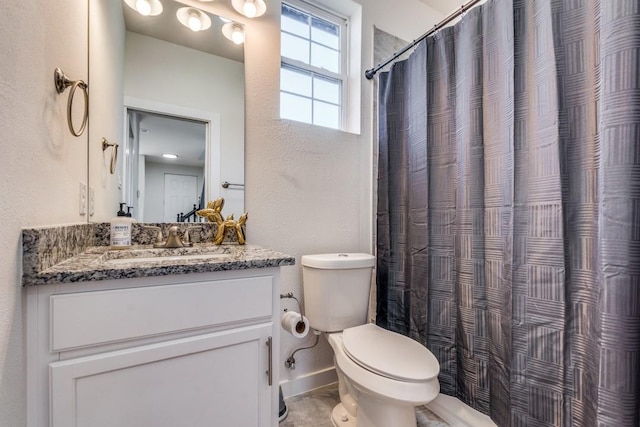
[301, 253, 441, 427]
[327, 324, 440, 427]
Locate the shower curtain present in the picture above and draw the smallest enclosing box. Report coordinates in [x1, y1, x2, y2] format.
[376, 0, 640, 426]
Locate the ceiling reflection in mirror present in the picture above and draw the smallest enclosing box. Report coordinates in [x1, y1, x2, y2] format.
[123, 0, 244, 63]
[88, 0, 245, 224]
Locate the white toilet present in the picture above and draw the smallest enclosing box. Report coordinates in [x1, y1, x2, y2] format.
[302, 253, 440, 427]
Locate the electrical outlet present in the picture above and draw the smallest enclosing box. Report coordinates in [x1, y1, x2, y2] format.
[89, 186, 95, 217]
[79, 182, 87, 216]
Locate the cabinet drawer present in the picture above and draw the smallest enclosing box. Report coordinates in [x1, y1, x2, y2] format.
[50, 276, 273, 352]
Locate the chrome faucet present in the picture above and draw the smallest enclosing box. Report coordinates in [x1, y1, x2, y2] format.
[143, 225, 202, 248]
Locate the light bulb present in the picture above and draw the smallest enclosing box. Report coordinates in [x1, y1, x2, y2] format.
[243, 0, 257, 18]
[188, 12, 202, 31]
[135, 0, 152, 16]
[177, 7, 211, 31]
[231, 26, 244, 44]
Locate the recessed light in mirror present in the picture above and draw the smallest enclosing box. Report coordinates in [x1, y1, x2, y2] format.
[123, 0, 163, 16]
[162, 153, 179, 159]
[176, 7, 212, 32]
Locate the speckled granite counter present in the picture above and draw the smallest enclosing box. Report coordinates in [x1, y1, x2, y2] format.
[22, 224, 295, 286]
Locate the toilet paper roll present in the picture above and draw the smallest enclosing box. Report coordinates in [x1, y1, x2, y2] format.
[281, 311, 310, 338]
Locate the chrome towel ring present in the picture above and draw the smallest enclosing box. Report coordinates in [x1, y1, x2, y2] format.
[54, 68, 88, 137]
[102, 137, 119, 174]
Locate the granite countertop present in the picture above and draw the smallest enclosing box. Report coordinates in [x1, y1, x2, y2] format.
[24, 244, 295, 286]
[22, 224, 295, 287]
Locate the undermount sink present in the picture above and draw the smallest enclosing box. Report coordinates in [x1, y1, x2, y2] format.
[94, 246, 240, 266]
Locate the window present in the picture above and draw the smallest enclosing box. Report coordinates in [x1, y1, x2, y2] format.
[280, 1, 347, 130]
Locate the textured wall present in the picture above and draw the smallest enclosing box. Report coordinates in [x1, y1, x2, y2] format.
[0, 0, 88, 424]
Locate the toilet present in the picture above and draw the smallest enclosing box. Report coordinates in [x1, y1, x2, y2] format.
[302, 253, 440, 427]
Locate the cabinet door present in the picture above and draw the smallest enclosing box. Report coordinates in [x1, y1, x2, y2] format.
[50, 323, 274, 427]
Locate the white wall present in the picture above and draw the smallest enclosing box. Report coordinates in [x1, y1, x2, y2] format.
[0, 0, 88, 424]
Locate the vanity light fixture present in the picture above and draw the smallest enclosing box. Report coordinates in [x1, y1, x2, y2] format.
[222, 22, 245, 45]
[162, 153, 179, 159]
[176, 7, 212, 32]
[124, 0, 163, 16]
[231, 0, 266, 18]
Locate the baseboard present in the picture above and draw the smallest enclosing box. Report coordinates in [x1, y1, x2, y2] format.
[279, 366, 338, 398]
[427, 394, 497, 427]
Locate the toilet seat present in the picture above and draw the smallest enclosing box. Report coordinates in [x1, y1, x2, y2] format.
[342, 323, 439, 382]
[327, 331, 440, 408]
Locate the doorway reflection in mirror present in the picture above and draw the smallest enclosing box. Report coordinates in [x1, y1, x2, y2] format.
[126, 110, 206, 223]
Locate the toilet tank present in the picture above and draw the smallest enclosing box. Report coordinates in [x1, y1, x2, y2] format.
[301, 253, 375, 332]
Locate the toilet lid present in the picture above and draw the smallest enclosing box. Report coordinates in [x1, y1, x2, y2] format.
[342, 323, 439, 382]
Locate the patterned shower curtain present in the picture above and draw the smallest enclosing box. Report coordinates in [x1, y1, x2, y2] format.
[376, 0, 640, 426]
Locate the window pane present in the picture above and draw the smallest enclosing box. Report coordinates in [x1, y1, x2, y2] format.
[282, 5, 309, 38]
[282, 33, 310, 64]
[311, 17, 339, 50]
[311, 43, 339, 73]
[280, 2, 345, 131]
[282, 67, 312, 97]
[313, 101, 340, 129]
[313, 77, 340, 104]
[281, 92, 312, 124]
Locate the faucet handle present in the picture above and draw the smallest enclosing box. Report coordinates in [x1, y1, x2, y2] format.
[184, 225, 203, 246]
[143, 225, 164, 247]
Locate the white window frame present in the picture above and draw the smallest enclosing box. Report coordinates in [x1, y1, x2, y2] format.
[280, 0, 349, 129]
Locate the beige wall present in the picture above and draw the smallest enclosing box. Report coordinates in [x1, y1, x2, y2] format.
[0, 0, 445, 423]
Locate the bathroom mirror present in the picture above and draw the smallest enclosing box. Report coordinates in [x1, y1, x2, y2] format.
[88, 0, 245, 223]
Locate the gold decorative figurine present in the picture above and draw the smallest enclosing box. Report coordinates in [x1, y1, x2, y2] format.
[196, 197, 248, 245]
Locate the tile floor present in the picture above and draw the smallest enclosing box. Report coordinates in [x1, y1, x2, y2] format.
[280, 383, 450, 427]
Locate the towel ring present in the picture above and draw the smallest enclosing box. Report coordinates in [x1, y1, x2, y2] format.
[102, 138, 119, 174]
[54, 68, 88, 137]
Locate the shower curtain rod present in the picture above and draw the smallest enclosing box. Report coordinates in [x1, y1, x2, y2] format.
[365, 0, 484, 80]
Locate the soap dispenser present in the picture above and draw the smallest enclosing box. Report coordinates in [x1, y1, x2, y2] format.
[110, 203, 134, 249]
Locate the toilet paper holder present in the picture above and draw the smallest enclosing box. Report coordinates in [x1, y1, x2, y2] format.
[280, 292, 320, 370]
[280, 292, 303, 320]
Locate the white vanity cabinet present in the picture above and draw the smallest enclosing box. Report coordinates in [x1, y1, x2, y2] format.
[26, 268, 282, 427]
